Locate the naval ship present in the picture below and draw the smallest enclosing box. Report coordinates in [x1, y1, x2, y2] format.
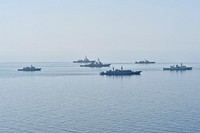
[100, 67, 141, 76]
[80, 59, 111, 67]
[73, 56, 95, 63]
[135, 59, 155, 64]
[163, 63, 192, 71]
[18, 65, 41, 72]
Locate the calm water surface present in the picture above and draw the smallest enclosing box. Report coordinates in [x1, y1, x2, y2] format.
[0, 62, 200, 133]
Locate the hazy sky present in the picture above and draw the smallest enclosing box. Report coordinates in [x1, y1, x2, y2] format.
[0, 0, 200, 62]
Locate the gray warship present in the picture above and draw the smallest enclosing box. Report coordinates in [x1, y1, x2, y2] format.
[73, 56, 95, 63]
[80, 59, 111, 67]
[100, 67, 141, 76]
[18, 65, 41, 72]
[135, 59, 155, 64]
[163, 63, 192, 71]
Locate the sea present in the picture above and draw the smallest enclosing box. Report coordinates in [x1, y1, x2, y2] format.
[0, 62, 200, 133]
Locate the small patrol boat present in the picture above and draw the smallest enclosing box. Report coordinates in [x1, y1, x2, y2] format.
[18, 65, 41, 72]
[163, 63, 192, 71]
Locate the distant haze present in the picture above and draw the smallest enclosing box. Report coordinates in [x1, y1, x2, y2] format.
[0, 0, 200, 62]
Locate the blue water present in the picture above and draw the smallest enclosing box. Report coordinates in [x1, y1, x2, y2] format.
[0, 62, 200, 133]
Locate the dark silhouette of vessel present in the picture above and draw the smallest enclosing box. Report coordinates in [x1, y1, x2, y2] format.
[135, 59, 155, 64]
[73, 56, 95, 63]
[163, 63, 192, 71]
[18, 65, 41, 72]
[100, 67, 141, 76]
[80, 58, 111, 67]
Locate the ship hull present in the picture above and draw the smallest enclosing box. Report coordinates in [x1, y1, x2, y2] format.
[135, 62, 155, 64]
[80, 64, 111, 67]
[73, 61, 95, 63]
[18, 68, 41, 72]
[163, 67, 192, 71]
[100, 71, 142, 76]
